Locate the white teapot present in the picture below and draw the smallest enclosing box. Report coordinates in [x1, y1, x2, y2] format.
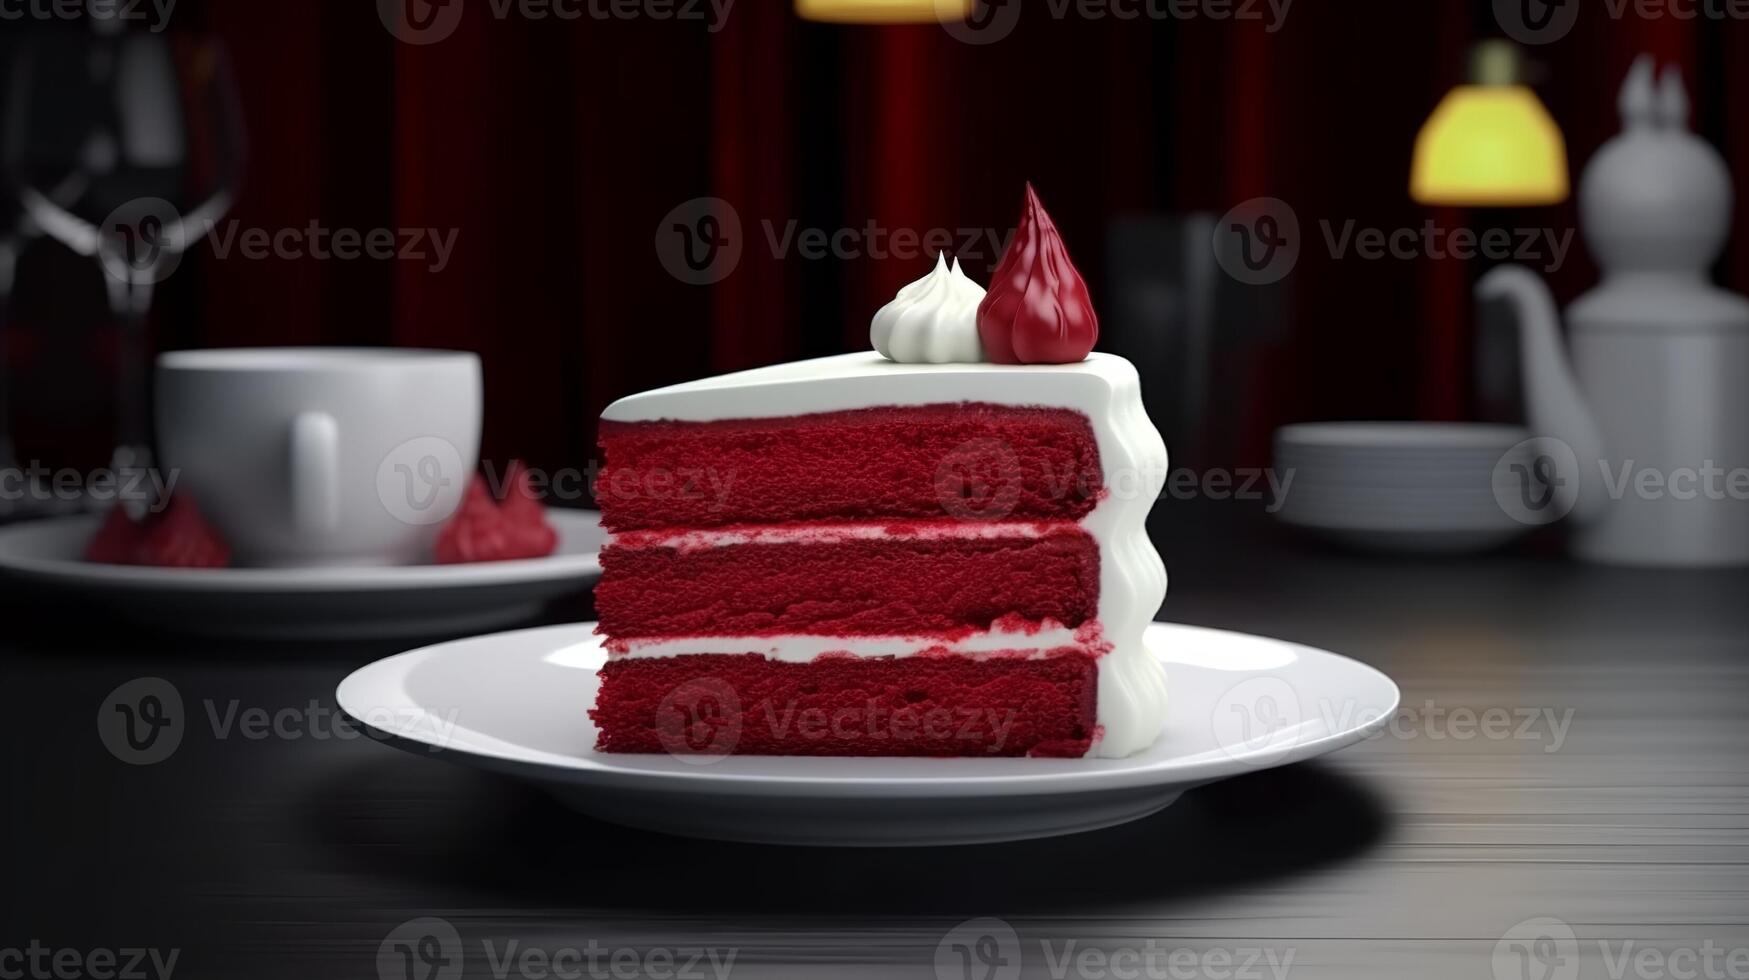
[1479, 57, 1749, 566]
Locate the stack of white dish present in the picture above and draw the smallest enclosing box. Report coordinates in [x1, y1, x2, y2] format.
[1272, 422, 1537, 554]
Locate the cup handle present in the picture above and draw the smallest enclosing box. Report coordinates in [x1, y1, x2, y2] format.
[290, 412, 341, 534]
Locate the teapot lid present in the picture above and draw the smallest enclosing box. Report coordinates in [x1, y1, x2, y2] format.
[1580, 57, 1734, 277]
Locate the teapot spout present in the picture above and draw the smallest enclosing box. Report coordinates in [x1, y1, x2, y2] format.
[1476, 264, 1607, 523]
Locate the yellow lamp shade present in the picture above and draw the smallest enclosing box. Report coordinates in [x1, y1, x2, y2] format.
[795, 0, 974, 23]
[1411, 85, 1570, 206]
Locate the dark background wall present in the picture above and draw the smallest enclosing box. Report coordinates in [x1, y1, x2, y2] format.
[6, 0, 1747, 479]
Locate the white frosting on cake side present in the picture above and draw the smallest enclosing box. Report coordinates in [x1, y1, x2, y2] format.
[601, 352, 1171, 758]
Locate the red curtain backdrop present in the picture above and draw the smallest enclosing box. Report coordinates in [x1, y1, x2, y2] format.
[48, 0, 1747, 476]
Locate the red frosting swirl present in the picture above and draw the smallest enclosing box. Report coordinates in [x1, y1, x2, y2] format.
[977, 183, 1099, 364]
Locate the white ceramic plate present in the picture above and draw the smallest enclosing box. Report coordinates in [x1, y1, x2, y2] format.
[337, 622, 1400, 847]
[0, 510, 605, 640]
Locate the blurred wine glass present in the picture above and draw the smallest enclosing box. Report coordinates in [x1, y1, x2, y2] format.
[0, 199, 22, 520]
[3, 19, 244, 495]
[0, 35, 18, 515]
[0, 33, 72, 518]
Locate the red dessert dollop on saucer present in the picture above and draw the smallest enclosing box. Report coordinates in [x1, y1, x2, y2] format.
[85, 495, 232, 568]
[977, 182, 1100, 364]
[435, 461, 559, 564]
[84, 504, 145, 565]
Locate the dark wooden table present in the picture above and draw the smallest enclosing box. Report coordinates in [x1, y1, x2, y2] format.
[4, 506, 1747, 980]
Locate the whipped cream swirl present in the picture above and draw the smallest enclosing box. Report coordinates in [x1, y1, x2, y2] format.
[871, 254, 986, 364]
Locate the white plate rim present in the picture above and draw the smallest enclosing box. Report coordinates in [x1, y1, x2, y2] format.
[337, 621, 1402, 797]
[0, 509, 603, 593]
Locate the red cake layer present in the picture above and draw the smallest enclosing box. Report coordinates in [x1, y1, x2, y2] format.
[596, 403, 1102, 531]
[596, 527, 1099, 639]
[591, 651, 1097, 757]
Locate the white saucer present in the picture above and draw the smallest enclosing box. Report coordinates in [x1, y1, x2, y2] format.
[337, 622, 1399, 846]
[0, 509, 605, 640]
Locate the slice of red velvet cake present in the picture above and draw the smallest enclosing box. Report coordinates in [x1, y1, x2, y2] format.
[589, 352, 1170, 758]
[590, 185, 1169, 758]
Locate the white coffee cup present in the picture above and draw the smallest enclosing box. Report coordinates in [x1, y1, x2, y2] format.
[156, 348, 483, 567]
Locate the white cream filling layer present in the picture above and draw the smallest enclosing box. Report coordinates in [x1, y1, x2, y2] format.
[609, 626, 1089, 663]
[602, 353, 1170, 758]
[609, 519, 1057, 553]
